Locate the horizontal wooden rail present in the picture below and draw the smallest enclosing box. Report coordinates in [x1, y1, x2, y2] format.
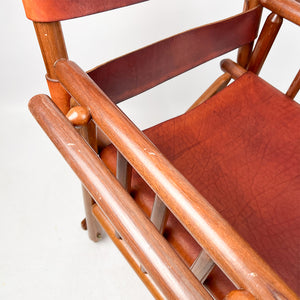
[260, 0, 300, 26]
[54, 59, 298, 299]
[29, 94, 212, 300]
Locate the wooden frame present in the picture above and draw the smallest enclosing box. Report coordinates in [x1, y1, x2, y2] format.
[24, 0, 300, 298]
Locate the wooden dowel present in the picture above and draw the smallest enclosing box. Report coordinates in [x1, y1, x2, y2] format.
[29, 94, 212, 300]
[220, 59, 247, 80]
[150, 195, 168, 234]
[286, 69, 300, 99]
[260, 0, 300, 26]
[54, 59, 298, 299]
[247, 13, 283, 75]
[187, 73, 231, 112]
[190, 251, 215, 283]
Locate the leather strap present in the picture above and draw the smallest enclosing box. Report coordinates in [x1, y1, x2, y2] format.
[22, 0, 148, 22]
[88, 7, 262, 104]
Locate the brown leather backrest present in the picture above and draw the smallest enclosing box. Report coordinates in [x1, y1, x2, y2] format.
[88, 7, 262, 104]
[22, 0, 148, 22]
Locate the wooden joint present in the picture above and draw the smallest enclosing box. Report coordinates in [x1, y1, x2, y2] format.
[220, 59, 247, 79]
[66, 106, 91, 126]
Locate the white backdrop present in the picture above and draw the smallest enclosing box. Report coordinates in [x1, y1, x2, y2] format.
[0, 1, 299, 300]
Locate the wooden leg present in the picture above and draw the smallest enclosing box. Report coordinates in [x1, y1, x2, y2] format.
[82, 187, 102, 241]
[67, 106, 103, 241]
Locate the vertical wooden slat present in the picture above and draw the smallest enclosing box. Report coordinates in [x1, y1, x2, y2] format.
[116, 151, 132, 191]
[150, 195, 168, 234]
[191, 251, 215, 283]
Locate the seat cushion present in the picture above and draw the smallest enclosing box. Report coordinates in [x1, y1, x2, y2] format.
[100, 72, 300, 296]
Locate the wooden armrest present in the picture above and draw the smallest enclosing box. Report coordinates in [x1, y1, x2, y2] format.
[260, 0, 300, 25]
[52, 59, 297, 299]
[29, 94, 211, 300]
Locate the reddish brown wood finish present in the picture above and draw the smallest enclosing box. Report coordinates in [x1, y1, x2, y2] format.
[29, 94, 212, 300]
[237, 0, 262, 67]
[220, 59, 247, 79]
[116, 151, 132, 191]
[247, 13, 283, 75]
[286, 68, 300, 99]
[66, 106, 91, 126]
[224, 290, 256, 300]
[22, 0, 148, 22]
[92, 204, 164, 300]
[260, 0, 300, 26]
[54, 59, 298, 299]
[67, 109, 102, 242]
[34, 22, 70, 114]
[87, 7, 261, 104]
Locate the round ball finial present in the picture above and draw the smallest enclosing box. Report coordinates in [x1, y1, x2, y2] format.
[66, 106, 91, 126]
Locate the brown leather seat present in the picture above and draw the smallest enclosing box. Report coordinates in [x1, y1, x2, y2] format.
[101, 72, 300, 297]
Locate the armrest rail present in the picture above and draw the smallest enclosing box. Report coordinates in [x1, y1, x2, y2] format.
[29, 94, 212, 300]
[54, 59, 297, 299]
[260, 0, 300, 26]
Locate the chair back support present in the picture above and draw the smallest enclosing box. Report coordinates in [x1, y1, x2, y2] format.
[87, 7, 261, 104]
[22, 0, 148, 22]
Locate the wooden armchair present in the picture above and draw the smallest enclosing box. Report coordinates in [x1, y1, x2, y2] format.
[22, 0, 300, 299]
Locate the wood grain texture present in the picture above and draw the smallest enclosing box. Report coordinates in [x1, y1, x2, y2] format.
[29, 94, 211, 300]
[87, 7, 261, 104]
[92, 204, 164, 300]
[22, 0, 148, 22]
[237, 0, 262, 67]
[34, 22, 70, 114]
[54, 59, 298, 299]
[260, 0, 300, 26]
[247, 13, 283, 75]
[220, 59, 247, 79]
[69, 114, 102, 242]
[66, 106, 91, 126]
[224, 290, 256, 300]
